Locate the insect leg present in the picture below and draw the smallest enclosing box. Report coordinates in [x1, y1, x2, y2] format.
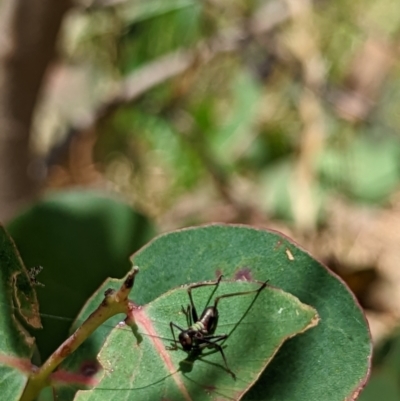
[214, 279, 269, 309]
[199, 337, 236, 379]
[166, 322, 186, 350]
[202, 334, 228, 342]
[187, 275, 223, 323]
[181, 304, 192, 326]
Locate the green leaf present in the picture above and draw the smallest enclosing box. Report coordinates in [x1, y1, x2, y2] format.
[136, 226, 371, 400]
[319, 136, 400, 203]
[358, 373, 399, 401]
[210, 69, 262, 168]
[7, 190, 155, 361]
[260, 160, 294, 220]
[118, 1, 201, 74]
[51, 225, 370, 401]
[359, 328, 400, 401]
[121, 0, 197, 25]
[0, 225, 39, 400]
[75, 280, 318, 401]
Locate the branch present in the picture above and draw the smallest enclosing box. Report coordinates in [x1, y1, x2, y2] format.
[20, 267, 140, 401]
[0, 0, 72, 222]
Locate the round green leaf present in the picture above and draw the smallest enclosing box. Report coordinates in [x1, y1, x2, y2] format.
[131, 225, 371, 400]
[47, 225, 371, 401]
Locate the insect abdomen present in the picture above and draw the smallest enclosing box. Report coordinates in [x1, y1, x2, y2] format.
[199, 306, 218, 334]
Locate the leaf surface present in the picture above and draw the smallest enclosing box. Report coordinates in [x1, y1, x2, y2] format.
[75, 281, 318, 401]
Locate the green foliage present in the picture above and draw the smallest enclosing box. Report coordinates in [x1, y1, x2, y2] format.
[260, 134, 400, 222]
[3, 1, 393, 397]
[0, 225, 38, 400]
[7, 190, 155, 361]
[58, 0, 400, 222]
[47, 225, 371, 401]
[209, 69, 262, 168]
[132, 226, 371, 401]
[0, 223, 371, 400]
[319, 136, 400, 203]
[359, 329, 400, 401]
[118, 0, 201, 74]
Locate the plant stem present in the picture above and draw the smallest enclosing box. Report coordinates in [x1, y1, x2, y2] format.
[19, 266, 139, 401]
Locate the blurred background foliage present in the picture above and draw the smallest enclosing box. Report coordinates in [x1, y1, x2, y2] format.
[1, 0, 400, 397]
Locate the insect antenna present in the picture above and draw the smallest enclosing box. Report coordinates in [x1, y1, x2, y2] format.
[4, 301, 175, 343]
[218, 279, 269, 343]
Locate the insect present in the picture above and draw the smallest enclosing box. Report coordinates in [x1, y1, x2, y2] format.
[28, 265, 44, 287]
[167, 275, 268, 378]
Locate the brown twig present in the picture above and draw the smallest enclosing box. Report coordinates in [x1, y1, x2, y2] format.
[283, 0, 326, 232]
[0, 0, 72, 222]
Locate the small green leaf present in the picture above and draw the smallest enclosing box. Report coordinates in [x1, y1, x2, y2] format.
[75, 281, 318, 401]
[319, 136, 400, 203]
[0, 225, 39, 400]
